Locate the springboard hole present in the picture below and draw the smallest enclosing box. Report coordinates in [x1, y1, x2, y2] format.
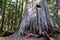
[36, 4, 41, 8]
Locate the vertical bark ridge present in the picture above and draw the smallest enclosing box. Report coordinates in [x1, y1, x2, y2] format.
[10, 0, 60, 37]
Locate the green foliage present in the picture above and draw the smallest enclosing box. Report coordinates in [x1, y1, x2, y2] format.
[0, 0, 27, 36]
[47, 0, 54, 16]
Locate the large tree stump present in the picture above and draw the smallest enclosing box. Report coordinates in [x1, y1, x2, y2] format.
[10, 0, 60, 38]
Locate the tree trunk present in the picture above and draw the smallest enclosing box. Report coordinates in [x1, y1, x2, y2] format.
[53, 0, 58, 27]
[11, 0, 60, 37]
[1, 0, 7, 31]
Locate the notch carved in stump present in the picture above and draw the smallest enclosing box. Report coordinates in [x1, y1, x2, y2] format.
[36, 4, 41, 8]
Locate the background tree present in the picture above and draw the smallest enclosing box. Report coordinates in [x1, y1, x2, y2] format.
[53, 0, 58, 27]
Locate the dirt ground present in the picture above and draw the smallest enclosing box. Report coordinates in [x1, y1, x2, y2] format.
[0, 34, 60, 40]
[0, 37, 54, 40]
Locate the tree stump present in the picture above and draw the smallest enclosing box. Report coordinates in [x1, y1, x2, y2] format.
[10, 0, 60, 39]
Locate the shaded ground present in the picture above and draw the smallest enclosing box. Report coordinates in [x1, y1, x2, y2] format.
[0, 37, 54, 40]
[0, 34, 60, 40]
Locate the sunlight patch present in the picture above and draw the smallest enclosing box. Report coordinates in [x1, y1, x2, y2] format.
[0, 16, 2, 19]
[58, 10, 60, 15]
[12, 0, 16, 2]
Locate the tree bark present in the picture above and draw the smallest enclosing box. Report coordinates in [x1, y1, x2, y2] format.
[11, 0, 60, 37]
[53, 0, 59, 27]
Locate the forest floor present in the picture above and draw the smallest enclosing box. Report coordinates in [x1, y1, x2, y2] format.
[0, 37, 54, 40]
[0, 34, 60, 40]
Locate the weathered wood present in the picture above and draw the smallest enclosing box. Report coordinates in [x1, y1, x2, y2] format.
[11, 0, 60, 37]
